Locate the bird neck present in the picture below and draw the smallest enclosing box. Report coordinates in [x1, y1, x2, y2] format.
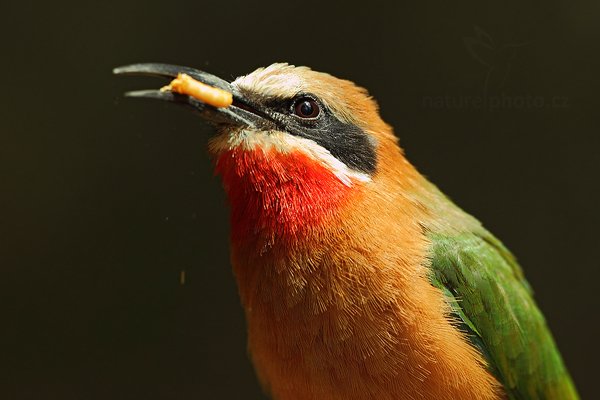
[217, 141, 503, 400]
[214, 147, 362, 246]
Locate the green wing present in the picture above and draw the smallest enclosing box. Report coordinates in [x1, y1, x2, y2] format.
[427, 226, 578, 399]
[413, 177, 579, 399]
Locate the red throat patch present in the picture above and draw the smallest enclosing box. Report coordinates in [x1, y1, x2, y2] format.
[214, 148, 359, 244]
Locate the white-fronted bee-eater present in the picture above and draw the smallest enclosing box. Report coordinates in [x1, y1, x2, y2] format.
[114, 63, 578, 400]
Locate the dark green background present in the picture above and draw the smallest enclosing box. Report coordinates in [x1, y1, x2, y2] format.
[3, 1, 598, 399]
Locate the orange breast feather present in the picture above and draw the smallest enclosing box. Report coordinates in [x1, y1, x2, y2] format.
[224, 135, 503, 400]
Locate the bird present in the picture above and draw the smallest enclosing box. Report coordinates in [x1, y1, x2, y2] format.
[114, 62, 579, 400]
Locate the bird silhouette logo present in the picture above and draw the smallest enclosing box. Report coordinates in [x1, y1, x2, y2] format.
[463, 26, 530, 96]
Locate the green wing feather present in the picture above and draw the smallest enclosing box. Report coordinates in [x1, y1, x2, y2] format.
[420, 183, 578, 399]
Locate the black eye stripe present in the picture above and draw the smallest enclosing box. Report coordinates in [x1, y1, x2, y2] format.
[246, 93, 377, 174]
[282, 113, 377, 174]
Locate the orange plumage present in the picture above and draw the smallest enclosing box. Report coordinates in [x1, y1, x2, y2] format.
[217, 122, 501, 400]
[116, 62, 578, 400]
[206, 66, 501, 399]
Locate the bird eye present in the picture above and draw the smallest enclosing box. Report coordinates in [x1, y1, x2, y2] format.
[292, 97, 320, 119]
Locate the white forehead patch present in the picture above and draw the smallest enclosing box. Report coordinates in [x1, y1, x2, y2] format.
[232, 63, 309, 99]
[230, 63, 381, 131]
[209, 130, 371, 187]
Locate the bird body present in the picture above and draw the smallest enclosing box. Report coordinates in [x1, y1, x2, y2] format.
[115, 62, 579, 399]
[215, 139, 501, 399]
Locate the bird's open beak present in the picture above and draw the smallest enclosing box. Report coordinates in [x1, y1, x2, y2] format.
[113, 63, 274, 129]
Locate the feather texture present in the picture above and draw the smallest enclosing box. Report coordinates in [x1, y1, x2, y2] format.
[423, 189, 578, 399]
[206, 63, 578, 399]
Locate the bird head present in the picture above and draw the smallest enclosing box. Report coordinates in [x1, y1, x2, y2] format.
[114, 63, 410, 244]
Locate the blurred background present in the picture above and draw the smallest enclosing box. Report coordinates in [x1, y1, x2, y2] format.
[2, 1, 598, 399]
